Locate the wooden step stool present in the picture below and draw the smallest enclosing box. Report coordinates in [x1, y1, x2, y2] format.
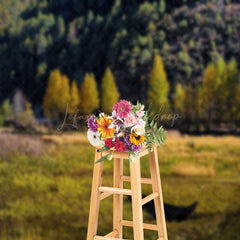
[87, 145, 168, 240]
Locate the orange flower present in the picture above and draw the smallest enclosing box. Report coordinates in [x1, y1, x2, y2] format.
[97, 116, 115, 139]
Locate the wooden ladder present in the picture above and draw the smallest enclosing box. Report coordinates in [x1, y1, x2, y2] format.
[87, 145, 168, 240]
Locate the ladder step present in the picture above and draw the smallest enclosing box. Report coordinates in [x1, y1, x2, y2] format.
[142, 192, 159, 205]
[100, 192, 112, 201]
[104, 230, 118, 237]
[121, 220, 158, 231]
[94, 236, 127, 240]
[120, 175, 152, 184]
[99, 186, 132, 195]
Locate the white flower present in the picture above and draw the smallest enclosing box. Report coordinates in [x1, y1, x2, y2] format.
[99, 112, 105, 117]
[87, 129, 103, 146]
[131, 125, 145, 135]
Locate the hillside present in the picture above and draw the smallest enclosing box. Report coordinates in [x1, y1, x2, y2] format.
[0, 0, 240, 104]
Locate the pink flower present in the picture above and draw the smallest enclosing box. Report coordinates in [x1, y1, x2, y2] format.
[137, 118, 146, 127]
[136, 110, 145, 117]
[125, 113, 137, 127]
[113, 100, 132, 119]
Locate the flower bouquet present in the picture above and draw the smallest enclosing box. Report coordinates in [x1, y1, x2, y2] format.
[87, 100, 167, 163]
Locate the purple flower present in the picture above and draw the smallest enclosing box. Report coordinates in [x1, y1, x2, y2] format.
[131, 144, 141, 153]
[124, 145, 130, 152]
[88, 115, 99, 132]
[125, 135, 131, 146]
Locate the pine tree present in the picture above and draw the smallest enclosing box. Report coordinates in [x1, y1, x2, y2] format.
[43, 69, 62, 117]
[201, 63, 219, 129]
[227, 58, 239, 122]
[101, 67, 120, 113]
[79, 73, 100, 114]
[174, 83, 185, 114]
[58, 74, 70, 114]
[69, 80, 80, 114]
[147, 54, 170, 116]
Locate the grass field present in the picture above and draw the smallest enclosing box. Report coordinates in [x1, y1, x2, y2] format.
[0, 132, 240, 240]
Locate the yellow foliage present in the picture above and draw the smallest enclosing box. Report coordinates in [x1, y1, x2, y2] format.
[174, 83, 185, 114]
[147, 55, 170, 116]
[101, 67, 120, 113]
[69, 81, 80, 114]
[58, 74, 70, 114]
[43, 69, 62, 117]
[79, 73, 99, 114]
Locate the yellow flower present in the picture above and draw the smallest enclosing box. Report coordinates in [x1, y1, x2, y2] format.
[97, 115, 115, 139]
[129, 133, 146, 145]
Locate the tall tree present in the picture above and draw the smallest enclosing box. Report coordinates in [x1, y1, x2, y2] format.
[101, 67, 120, 113]
[69, 81, 80, 114]
[43, 69, 62, 117]
[58, 74, 70, 114]
[201, 63, 219, 129]
[79, 73, 99, 114]
[147, 54, 170, 117]
[174, 83, 185, 115]
[226, 58, 239, 122]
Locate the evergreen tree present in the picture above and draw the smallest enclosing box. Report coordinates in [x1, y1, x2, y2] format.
[174, 83, 185, 114]
[58, 74, 70, 114]
[147, 54, 170, 116]
[43, 69, 62, 117]
[69, 81, 80, 114]
[227, 58, 239, 122]
[201, 63, 219, 129]
[101, 67, 120, 113]
[79, 73, 100, 114]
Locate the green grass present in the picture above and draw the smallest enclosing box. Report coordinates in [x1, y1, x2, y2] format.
[0, 134, 240, 239]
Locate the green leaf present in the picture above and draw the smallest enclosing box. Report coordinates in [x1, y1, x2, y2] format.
[98, 145, 110, 152]
[95, 152, 113, 164]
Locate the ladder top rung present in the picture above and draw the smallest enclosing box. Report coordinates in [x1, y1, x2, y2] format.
[94, 236, 127, 240]
[99, 186, 132, 195]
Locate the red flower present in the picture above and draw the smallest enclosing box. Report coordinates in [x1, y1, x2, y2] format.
[115, 141, 125, 152]
[105, 138, 115, 148]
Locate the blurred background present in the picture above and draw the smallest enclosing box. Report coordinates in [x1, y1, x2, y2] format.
[0, 0, 240, 239]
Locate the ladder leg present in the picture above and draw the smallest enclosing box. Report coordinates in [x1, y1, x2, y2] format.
[130, 157, 144, 240]
[149, 146, 168, 240]
[87, 150, 104, 240]
[113, 158, 123, 238]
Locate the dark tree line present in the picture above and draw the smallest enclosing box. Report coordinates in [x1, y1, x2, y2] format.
[0, 0, 240, 106]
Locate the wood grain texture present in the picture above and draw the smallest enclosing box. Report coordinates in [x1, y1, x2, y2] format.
[130, 157, 144, 240]
[149, 146, 168, 240]
[87, 150, 104, 240]
[113, 158, 123, 238]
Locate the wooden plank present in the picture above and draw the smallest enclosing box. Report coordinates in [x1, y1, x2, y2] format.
[121, 220, 158, 231]
[99, 186, 132, 195]
[100, 192, 112, 201]
[142, 192, 159, 205]
[94, 236, 127, 240]
[87, 150, 104, 240]
[129, 157, 144, 240]
[149, 146, 168, 240]
[113, 158, 123, 238]
[104, 230, 117, 237]
[120, 175, 152, 184]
